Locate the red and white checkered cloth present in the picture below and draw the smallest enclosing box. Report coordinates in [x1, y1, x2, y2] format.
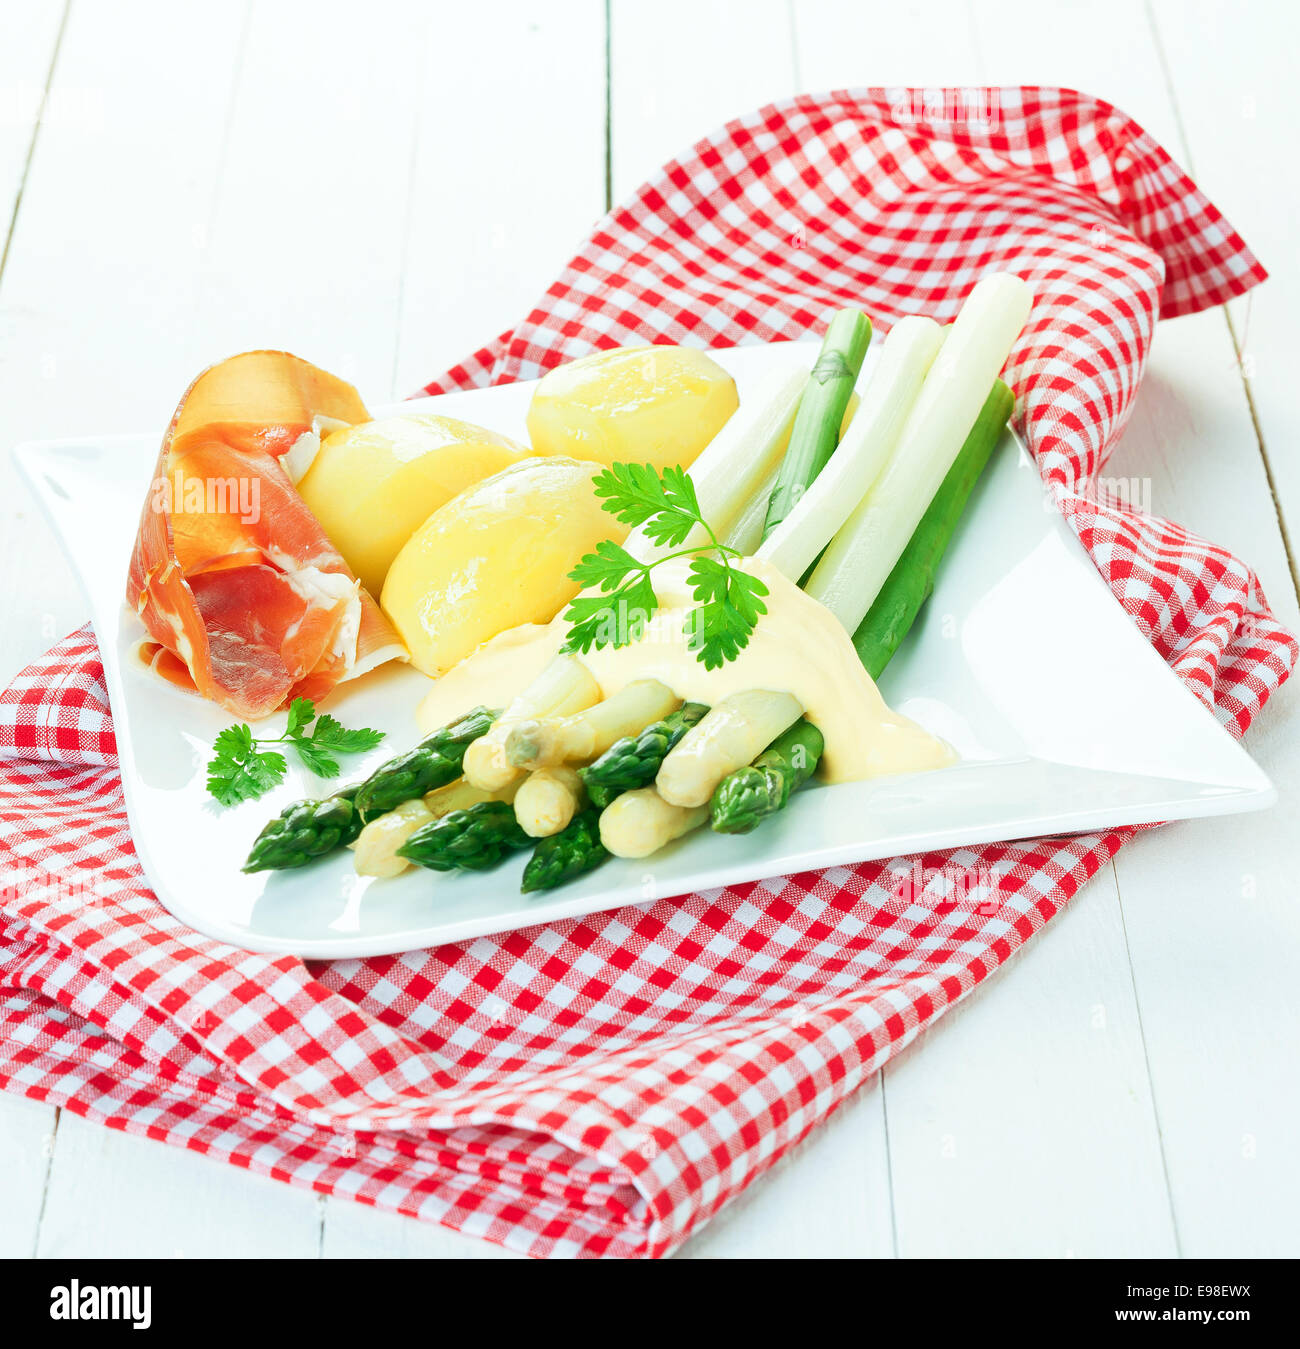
[0, 88, 1294, 1258]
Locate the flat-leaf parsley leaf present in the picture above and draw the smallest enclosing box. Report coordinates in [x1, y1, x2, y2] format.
[206, 698, 385, 806]
[561, 462, 768, 668]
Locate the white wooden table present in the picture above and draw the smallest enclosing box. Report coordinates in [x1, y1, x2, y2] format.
[2, 0, 1297, 1259]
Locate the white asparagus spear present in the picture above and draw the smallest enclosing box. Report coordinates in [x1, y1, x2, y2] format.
[463, 654, 602, 791]
[756, 317, 944, 580]
[723, 461, 782, 556]
[723, 391, 862, 556]
[624, 365, 806, 563]
[514, 766, 586, 838]
[505, 679, 680, 768]
[352, 778, 521, 877]
[426, 777, 521, 816]
[805, 273, 1032, 632]
[656, 689, 804, 808]
[353, 798, 435, 878]
[599, 788, 710, 859]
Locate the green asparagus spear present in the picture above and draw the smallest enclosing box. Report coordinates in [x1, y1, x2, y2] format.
[853, 380, 1013, 679]
[520, 808, 609, 893]
[578, 702, 709, 808]
[242, 786, 364, 872]
[397, 800, 531, 872]
[709, 719, 824, 834]
[352, 705, 498, 819]
[242, 706, 499, 873]
[762, 308, 872, 539]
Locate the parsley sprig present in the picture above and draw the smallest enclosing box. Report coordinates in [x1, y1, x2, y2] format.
[206, 697, 384, 806]
[561, 462, 768, 670]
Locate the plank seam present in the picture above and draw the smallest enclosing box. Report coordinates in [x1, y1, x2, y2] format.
[786, 0, 802, 88]
[31, 1105, 61, 1258]
[603, 0, 613, 211]
[0, 0, 72, 293]
[1221, 306, 1300, 605]
[880, 1070, 901, 1258]
[387, 8, 432, 401]
[1110, 859, 1184, 1256]
[1144, 0, 1298, 604]
[199, 0, 254, 256]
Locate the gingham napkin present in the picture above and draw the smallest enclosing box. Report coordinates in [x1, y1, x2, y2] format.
[1, 88, 1293, 1259]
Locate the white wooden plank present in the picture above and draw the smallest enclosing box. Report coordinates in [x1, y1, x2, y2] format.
[1149, 0, 1300, 577]
[322, 1198, 522, 1260]
[16, 0, 442, 1260]
[0, 0, 320, 1259]
[973, 0, 1300, 1257]
[680, 1085, 894, 1258]
[929, 0, 1300, 1260]
[787, 2, 1256, 1262]
[35, 1112, 322, 1258]
[1111, 823, 1300, 1261]
[191, 0, 428, 404]
[0, 0, 253, 432]
[0, 1096, 58, 1258]
[791, 0, 1178, 1258]
[885, 876, 1177, 1257]
[792, 0, 979, 90]
[973, 0, 1184, 149]
[1110, 311, 1297, 613]
[0, 0, 65, 225]
[0, 0, 252, 687]
[609, 0, 798, 204]
[0, 6, 68, 1259]
[990, 0, 1300, 1259]
[1089, 303, 1300, 1258]
[391, 0, 607, 392]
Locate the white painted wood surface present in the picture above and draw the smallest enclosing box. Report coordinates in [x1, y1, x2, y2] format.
[0, 0, 1296, 1259]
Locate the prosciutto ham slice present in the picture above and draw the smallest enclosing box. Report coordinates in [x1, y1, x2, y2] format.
[127, 351, 406, 719]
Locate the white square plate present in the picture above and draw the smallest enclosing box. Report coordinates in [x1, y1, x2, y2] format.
[14, 341, 1275, 957]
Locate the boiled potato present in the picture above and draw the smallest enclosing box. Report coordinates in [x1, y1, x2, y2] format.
[297, 413, 528, 596]
[382, 457, 628, 677]
[526, 345, 738, 472]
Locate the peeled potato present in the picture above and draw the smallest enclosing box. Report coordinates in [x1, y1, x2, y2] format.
[297, 414, 528, 596]
[526, 345, 738, 472]
[382, 457, 628, 677]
